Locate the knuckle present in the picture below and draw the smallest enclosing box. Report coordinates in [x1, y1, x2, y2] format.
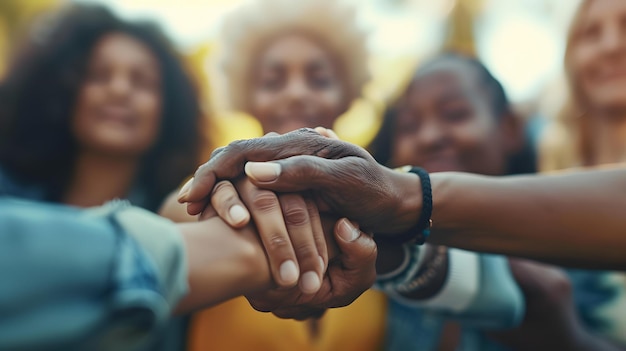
[282, 203, 309, 227]
[251, 192, 280, 213]
[228, 139, 252, 155]
[209, 146, 225, 160]
[267, 234, 290, 251]
[212, 180, 234, 195]
[212, 181, 238, 202]
[229, 139, 247, 150]
[289, 157, 319, 179]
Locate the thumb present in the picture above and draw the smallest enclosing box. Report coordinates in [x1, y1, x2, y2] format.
[244, 155, 369, 194]
[333, 218, 377, 272]
[244, 156, 339, 192]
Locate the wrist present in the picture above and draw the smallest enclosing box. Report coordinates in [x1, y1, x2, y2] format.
[174, 219, 272, 313]
[232, 225, 274, 293]
[380, 167, 422, 235]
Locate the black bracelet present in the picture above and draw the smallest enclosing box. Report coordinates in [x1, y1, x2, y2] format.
[376, 166, 432, 245]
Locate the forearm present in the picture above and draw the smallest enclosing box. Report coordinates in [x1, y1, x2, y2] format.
[173, 218, 272, 314]
[428, 167, 626, 270]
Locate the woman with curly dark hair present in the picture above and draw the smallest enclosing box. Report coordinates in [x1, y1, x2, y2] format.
[0, 4, 204, 349]
[0, 3, 203, 212]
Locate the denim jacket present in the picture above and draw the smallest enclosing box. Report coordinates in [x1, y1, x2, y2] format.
[0, 167, 188, 351]
[382, 254, 522, 351]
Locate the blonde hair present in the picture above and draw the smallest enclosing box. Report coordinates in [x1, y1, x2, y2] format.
[539, 0, 593, 171]
[213, 0, 370, 112]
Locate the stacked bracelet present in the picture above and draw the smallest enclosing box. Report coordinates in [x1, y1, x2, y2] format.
[376, 166, 433, 245]
[395, 246, 447, 294]
[377, 245, 448, 296]
[377, 243, 424, 290]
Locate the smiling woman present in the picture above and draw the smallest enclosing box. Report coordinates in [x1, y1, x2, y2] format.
[0, 4, 203, 211]
[214, 0, 369, 134]
[248, 31, 349, 134]
[0, 4, 203, 349]
[539, 0, 626, 346]
[73, 32, 163, 158]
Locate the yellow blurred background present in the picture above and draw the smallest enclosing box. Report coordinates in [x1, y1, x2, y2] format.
[0, 0, 582, 151]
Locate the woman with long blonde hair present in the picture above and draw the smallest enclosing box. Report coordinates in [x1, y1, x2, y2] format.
[540, 0, 626, 345]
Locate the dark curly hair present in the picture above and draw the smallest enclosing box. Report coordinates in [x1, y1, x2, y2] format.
[0, 4, 204, 210]
[368, 51, 535, 175]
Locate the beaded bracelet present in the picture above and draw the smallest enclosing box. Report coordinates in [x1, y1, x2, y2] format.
[395, 246, 448, 294]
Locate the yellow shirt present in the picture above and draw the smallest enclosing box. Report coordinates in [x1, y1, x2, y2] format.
[188, 290, 388, 351]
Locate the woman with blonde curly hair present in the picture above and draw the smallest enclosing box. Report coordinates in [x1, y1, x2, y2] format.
[540, 0, 626, 346]
[190, 2, 385, 349]
[212, 0, 369, 135]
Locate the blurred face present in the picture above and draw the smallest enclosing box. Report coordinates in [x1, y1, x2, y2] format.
[390, 60, 511, 175]
[569, 0, 626, 113]
[249, 33, 347, 134]
[73, 32, 162, 157]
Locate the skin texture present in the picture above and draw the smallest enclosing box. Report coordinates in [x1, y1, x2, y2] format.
[179, 128, 626, 271]
[248, 33, 348, 134]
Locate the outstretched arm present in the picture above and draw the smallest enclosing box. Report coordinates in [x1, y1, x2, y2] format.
[428, 168, 626, 270]
[179, 129, 626, 270]
[0, 197, 270, 350]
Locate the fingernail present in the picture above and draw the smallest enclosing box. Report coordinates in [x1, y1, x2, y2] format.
[177, 178, 194, 202]
[318, 256, 326, 273]
[245, 162, 281, 182]
[279, 260, 299, 285]
[314, 126, 327, 134]
[338, 219, 360, 242]
[228, 205, 248, 225]
[300, 271, 321, 294]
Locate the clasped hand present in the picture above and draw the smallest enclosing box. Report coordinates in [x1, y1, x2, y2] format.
[178, 128, 381, 319]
